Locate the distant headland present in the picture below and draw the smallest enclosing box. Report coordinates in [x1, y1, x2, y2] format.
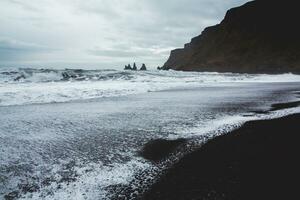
[162, 0, 300, 74]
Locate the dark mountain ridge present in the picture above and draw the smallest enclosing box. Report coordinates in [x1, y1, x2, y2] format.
[163, 0, 300, 73]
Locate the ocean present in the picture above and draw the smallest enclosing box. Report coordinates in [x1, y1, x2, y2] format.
[1, 67, 300, 199]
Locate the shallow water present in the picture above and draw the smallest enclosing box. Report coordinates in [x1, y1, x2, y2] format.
[1, 69, 300, 199]
[1, 68, 300, 106]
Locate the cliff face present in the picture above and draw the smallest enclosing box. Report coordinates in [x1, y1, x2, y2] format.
[163, 0, 300, 73]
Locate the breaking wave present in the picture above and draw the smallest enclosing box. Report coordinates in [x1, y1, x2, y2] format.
[0, 67, 300, 106]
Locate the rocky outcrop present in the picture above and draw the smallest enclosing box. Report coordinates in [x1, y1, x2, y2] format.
[124, 64, 132, 70]
[163, 0, 300, 73]
[140, 63, 147, 71]
[124, 63, 147, 71]
[132, 63, 137, 71]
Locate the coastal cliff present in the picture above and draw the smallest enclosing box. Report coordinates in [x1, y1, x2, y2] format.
[163, 0, 300, 73]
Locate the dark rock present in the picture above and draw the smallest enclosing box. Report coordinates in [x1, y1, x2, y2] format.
[158, 66, 170, 71]
[61, 72, 77, 80]
[140, 63, 147, 71]
[163, 0, 300, 74]
[13, 74, 25, 81]
[62, 72, 70, 79]
[124, 64, 132, 70]
[19, 183, 40, 193]
[132, 63, 137, 70]
[4, 191, 20, 200]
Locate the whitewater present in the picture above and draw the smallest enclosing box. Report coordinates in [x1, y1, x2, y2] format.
[1, 67, 300, 200]
[1, 68, 300, 106]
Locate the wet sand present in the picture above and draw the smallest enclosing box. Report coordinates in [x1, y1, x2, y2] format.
[142, 114, 300, 200]
[270, 101, 300, 111]
[139, 138, 186, 163]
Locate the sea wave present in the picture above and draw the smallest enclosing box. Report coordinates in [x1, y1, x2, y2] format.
[1, 71, 300, 199]
[0, 67, 300, 106]
[0, 68, 134, 83]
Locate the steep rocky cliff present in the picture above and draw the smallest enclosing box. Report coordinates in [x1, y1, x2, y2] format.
[163, 0, 300, 73]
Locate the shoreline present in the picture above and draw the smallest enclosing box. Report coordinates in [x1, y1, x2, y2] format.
[141, 113, 300, 200]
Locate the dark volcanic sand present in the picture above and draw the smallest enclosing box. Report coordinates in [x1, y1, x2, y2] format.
[142, 114, 300, 200]
[139, 139, 186, 163]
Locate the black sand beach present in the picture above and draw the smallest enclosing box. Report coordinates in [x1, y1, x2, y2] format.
[2, 81, 300, 199]
[142, 114, 300, 200]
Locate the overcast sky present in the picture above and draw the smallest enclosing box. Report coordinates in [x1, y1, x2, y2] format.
[0, 0, 248, 69]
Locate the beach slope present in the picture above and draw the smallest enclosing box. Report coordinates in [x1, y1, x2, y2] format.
[143, 114, 300, 200]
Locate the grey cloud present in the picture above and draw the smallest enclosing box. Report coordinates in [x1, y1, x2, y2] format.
[5, 0, 40, 12]
[0, 0, 250, 67]
[0, 38, 55, 52]
[87, 46, 161, 58]
[88, 49, 145, 58]
[0, 38, 59, 61]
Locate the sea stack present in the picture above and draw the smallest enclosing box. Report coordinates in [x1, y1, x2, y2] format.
[132, 63, 137, 70]
[124, 64, 132, 70]
[163, 0, 300, 74]
[140, 63, 147, 71]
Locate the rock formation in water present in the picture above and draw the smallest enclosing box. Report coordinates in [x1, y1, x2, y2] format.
[124, 64, 132, 70]
[132, 63, 137, 70]
[140, 63, 147, 71]
[125, 63, 148, 71]
[163, 0, 300, 73]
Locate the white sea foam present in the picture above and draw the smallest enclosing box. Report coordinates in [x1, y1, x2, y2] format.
[17, 159, 150, 200]
[107, 106, 300, 200]
[0, 68, 300, 106]
[1, 67, 300, 200]
[169, 98, 300, 140]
